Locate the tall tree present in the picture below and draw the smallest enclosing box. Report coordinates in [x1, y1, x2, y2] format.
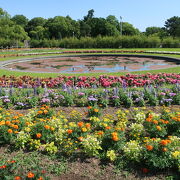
[165, 16, 180, 37]
[11, 15, 28, 28]
[122, 22, 140, 35]
[84, 9, 94, 21]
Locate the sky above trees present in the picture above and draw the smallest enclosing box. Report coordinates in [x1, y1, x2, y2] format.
[0, 0, 180, 32]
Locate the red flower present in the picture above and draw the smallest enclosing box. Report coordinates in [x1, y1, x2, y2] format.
[142, 168, 149, 173]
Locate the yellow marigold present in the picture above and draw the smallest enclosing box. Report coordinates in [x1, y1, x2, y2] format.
[156, 126, 161, 131]
[43, 110, 48, 114]
[81, 127, 87, 132]
[7, 129, 13, 133]
[0, 120, 5, 126]
[172, 151, 180, 159]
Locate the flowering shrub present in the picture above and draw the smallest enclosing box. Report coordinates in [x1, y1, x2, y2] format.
[0, 105, 179, 176]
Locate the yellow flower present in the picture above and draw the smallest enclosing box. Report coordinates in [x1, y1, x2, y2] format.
[81, 127, 87, 132]
[0, 120, 5, 126]
[106, 150, 116, 161]
[172, 151, 180, 159]
[25, 127, 31, 132]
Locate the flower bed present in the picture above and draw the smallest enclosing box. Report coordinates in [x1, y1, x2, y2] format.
[0, 73, 179, 88]
[0, 82, 179, 110]
[0, 106, 179, 179]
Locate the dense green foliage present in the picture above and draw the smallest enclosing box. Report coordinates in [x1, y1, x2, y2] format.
[0, 8, 180, 48]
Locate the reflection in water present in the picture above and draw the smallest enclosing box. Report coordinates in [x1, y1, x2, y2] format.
[85, 65, 95, 71]
[5, 56, 180, 73]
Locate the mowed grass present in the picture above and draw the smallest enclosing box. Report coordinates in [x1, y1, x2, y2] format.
[0, 48, 179, 77]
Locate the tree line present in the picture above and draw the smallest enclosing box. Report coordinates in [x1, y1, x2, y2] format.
[0, 8, 180, 48]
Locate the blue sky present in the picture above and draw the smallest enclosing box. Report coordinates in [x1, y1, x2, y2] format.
[0, 0, 180, 32]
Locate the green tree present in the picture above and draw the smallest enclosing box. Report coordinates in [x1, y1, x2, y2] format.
[11, 15, 28, 28]
[145, 26, 163, 36]
[122, 22, 140, 35]
[84, 9, 94, 21]
[165, 16, 180, 37]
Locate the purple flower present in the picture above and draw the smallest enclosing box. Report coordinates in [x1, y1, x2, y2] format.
[163, 98, 173, 102]
[169, 92, 176, 96]
[17, 102, 25, 106]
[88, 96, 98, 101]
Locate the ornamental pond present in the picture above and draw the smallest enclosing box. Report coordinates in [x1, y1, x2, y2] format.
[1, 54, 180, 73]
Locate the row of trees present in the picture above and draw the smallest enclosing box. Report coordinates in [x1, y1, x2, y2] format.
[0, 8, 180, 48]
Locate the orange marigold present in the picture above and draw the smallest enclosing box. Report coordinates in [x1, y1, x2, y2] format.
[105, 126, 111, 130]
[27, 172, 35, 178]
[77, 121, 84, 127]
[36, 133, 42, 138]
[162, 147, 168, 152]
[85, 123, 91, 128]
[37, 111, 43, 114]
[7, 129, 13, 133]
[160, 140, 168, 146]
[112, 136, 119, 141]
[153, 120, 158, 124]
[14, 176, 21, 180]
[67, 129, 73, 134]
[94, 109, 99, 112]
[78, 136, 83, 141]
[37, 177, 43, 180]
[5, 121, 11, 125]
[44, 125, 50, 130]
[146, 118, 151, 122]
[97, 131, 104, 136]
[87, 106, 92, 109]
[13, 125, 19, 129]
[146, 145, 154, 151]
